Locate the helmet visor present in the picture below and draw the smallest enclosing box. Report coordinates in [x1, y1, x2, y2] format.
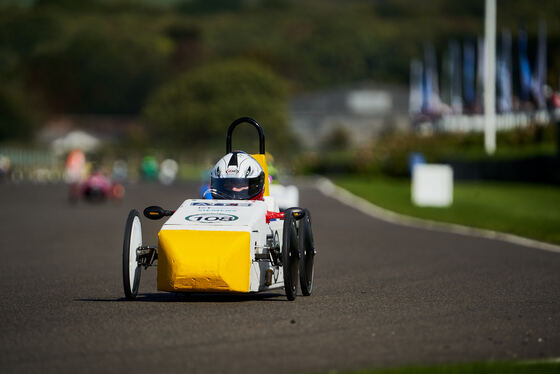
[210, 173, 264, 200]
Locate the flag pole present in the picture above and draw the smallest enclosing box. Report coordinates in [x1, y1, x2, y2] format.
[484, 0, 497, 154]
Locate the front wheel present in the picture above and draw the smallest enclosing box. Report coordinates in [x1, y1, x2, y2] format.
[299, 209, 315, 296]
[282, 209, 300, 301]
[123, 209, 142, 299]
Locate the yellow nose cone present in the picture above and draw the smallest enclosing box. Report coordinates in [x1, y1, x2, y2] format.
[157, 230, 251, 293]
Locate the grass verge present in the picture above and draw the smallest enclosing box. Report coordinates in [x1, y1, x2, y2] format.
[345, 361, 560, 374]
[335, 176, 560, 245]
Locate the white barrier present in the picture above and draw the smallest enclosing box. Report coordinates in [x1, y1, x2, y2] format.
[412, 164, 453, 207]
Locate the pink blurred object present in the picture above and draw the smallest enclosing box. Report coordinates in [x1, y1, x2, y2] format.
[69, 172, 124, 203]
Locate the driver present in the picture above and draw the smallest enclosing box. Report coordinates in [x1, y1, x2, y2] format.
[210, 151, 265, 200]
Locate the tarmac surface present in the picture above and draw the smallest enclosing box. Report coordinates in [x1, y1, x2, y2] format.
[1, 181, 559, 373]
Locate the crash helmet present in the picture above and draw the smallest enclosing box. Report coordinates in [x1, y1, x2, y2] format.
[210, 151, 265, 200]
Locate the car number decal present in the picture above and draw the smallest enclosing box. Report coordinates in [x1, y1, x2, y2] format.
[190, 202, 252, 207]
[185, 213, 239, 223]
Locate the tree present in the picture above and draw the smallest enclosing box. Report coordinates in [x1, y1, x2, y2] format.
[0, 86, 35, 141]
[143, 60, 292, 153]
[31, 24, 172, 114]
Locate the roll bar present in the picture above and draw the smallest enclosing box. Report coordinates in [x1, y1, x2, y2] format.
[226, 117, 265, 154]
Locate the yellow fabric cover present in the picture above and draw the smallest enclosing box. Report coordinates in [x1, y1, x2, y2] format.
[250, 153, 269, 196]
[157, 230, 251, 292]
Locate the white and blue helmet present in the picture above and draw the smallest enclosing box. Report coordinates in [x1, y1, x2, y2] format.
[210, 151, 265, 200]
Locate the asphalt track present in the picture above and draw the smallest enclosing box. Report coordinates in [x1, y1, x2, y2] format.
[1, 181, 559, 373]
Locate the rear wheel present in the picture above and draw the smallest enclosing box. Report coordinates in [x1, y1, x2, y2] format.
[282, 209, 300, 301]
[299, 209, 315, 296]
[123, 209, 142, 299]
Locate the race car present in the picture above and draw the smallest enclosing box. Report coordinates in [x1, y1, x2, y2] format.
[122, 117, 316, 301]
[69, 171, 125, 203]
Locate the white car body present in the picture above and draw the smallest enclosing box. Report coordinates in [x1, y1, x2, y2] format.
[269, 184, 299, 210]
[157, 196, 284, 292]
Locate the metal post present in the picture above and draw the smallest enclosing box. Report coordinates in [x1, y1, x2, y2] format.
[484, 0, 497, 154]
[556, 111, 560, 160]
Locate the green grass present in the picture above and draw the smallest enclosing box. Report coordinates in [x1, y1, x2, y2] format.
[336, 176, 560, 245]
[345, 361, 560, 374]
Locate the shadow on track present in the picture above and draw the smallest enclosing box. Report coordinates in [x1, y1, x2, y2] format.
[76, 292, 287, 303]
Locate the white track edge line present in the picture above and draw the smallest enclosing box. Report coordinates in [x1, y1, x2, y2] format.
[523, 357, 560, 364]
[316, 177, 560, 254]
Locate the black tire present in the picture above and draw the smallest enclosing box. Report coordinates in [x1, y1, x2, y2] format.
[282, 209, 300, 301]
[299, 209, 315, 296]
[123, 209, 142, 299]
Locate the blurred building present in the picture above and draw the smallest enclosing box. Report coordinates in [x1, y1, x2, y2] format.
[38, 116, 139, 155]
[290, 82, 409, 149]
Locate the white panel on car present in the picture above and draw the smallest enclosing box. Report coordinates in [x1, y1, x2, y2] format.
[163, 199, 267, 229]
[269, 184, 299, 210]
